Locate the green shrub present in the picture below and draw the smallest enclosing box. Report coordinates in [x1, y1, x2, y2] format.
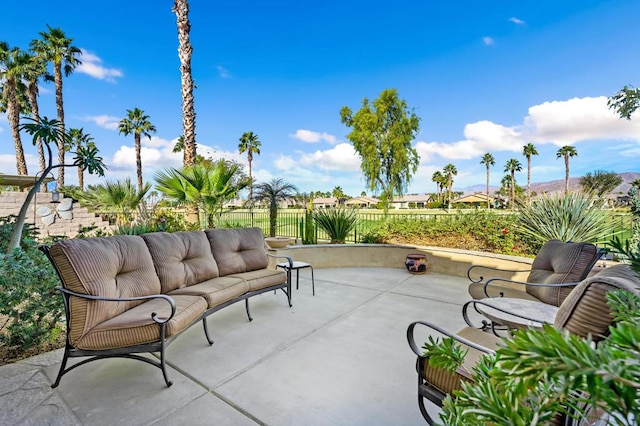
[312, 207, 358, 243]
[0, 217, 63, 350]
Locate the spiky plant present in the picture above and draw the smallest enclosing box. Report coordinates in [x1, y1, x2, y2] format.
[312, 206, 358, 244]
[516, 191, 617, 245]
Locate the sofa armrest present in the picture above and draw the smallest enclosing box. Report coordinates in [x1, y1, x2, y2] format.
[467, 264, 531, 283]
[56, 287, 177, 324]
[267, 252, 293, 269]
[407, 320, 495, 358]
[482, 277, 579, 298]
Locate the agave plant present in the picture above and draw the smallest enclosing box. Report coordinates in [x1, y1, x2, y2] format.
[312, 206, 358, 244]
[517, 191, 617, 245]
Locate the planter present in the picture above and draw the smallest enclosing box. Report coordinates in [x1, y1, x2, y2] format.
[265, 237, 291, 249]
[405, 253, 428, 274]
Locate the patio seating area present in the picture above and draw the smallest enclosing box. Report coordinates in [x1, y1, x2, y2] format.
[1, 266, 472, 425]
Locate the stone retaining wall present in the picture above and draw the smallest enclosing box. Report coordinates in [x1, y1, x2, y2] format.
[0, 192, 111, 240]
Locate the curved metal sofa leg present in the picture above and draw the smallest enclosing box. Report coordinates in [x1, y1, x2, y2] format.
[245, 299, 253, 321]
[51, 346, 71, 388]
[202, 318, 214, 345]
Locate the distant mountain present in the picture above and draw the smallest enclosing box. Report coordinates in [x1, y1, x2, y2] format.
[460, 172, 640, 196]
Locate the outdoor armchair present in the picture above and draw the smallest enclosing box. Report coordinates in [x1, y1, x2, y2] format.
[467, 240, 601, 306]
[408, 264, 639, 424]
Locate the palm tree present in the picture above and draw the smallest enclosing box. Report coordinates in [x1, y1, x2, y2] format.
[80, 179, 151, 226]
[23, 51, 52, 175]
[522, 143, 539, 203]
[504, 158, 523, 209]
[30, 25, 82, 188]
[556, 145, 578, 195]
[443, 164, 457, 211]
[238, 131, 262, 201]
[253, 178, 298, 237]
[118, 108, 156, 192]
[0, 43, 29, 175]
[479, 153, 495, 209]
[431, 171, 443, 204]
[155, 160, 250, 228]
[172, 0, 197, 167]
[67, 128, 96, 190]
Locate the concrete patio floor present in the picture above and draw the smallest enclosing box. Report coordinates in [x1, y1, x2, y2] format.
[0, 267, 474, 425]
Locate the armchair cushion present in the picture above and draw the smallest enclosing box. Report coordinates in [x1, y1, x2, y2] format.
[168, 276, 249, 309]
[554, 264, 640, 341]
[526, 240, 599, 305]
[48, 235, 162, 346]
[142, 231, 220, 293]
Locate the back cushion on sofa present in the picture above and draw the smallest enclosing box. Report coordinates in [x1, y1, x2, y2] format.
[527, 240, 599, 305]
[554, 264, 640, 342]
[205, 227, 268, 276]
[48, 235, 161, 345]
[142, 231, 219, 293]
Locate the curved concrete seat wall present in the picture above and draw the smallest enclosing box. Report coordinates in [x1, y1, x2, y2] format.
[268, 244, 532, 281]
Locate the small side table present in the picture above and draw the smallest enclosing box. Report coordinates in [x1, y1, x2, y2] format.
[277, 261, 315, 296]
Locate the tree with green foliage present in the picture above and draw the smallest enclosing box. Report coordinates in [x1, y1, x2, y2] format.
[0, 42, 30, 175]
[8, 116, 106, 252]
[504, 158, 522, 210]
[608, 85, 640, 120]
[238, 131, 262, 201]
[332, 186, 346, 199]
[253, 178, 298, 237]
[340, 88, 420, 216]
[79, 179, 150, 226]
[556, 145, 578, 195]
[155, 160, 250, 229]
[579, 170, 623, 197]
[118, 107, 156, 192]
[443, 164, 457, 211]
[67, 128, 96, 190]
[522, 143, 538, 203]
[30, 25, 82, 188]
[479, 153, 495, 209]
[431, 170, 445, 205]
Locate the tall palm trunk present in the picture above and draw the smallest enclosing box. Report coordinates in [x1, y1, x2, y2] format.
[78, 162, 84, 190]
[564, 156, 570, 195]
[27, 85, 46, 175]
[54, 62, 65, 188]
[135, 133, 143, 192]
[527, 157, 532, 203]
[7, 78, 28, 175]
[247, 152, 253, 200]
[485, 167, 490, 209]
[510, 172, 516, 209]
[173, 0, 197, 167]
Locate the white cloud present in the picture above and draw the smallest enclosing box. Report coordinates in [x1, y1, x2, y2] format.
[523, 96, 640, 146]
[82, 114, 120, 130]
[509, 17, 525, 25]
[217, 65, 231, 78]
[482, 36, 494, 46]
[298, 143, 361, 171]
[418, 96, 640, 165]
[290, 129, 338, 144]
[76, 49, 123, 82]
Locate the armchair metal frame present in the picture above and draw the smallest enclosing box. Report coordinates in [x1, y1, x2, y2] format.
[406, 321, 494, 424]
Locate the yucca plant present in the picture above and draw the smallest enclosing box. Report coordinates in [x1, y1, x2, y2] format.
[312, 206, 358, 244]
[517, 191, 617, 245]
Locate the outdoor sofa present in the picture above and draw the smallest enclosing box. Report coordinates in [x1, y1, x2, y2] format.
[41, 227, 292, 388]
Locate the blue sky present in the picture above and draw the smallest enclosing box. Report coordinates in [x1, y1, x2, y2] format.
[1, 0, 639, 197]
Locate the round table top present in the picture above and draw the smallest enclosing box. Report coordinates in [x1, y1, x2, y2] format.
[476, 297, 559, 330]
